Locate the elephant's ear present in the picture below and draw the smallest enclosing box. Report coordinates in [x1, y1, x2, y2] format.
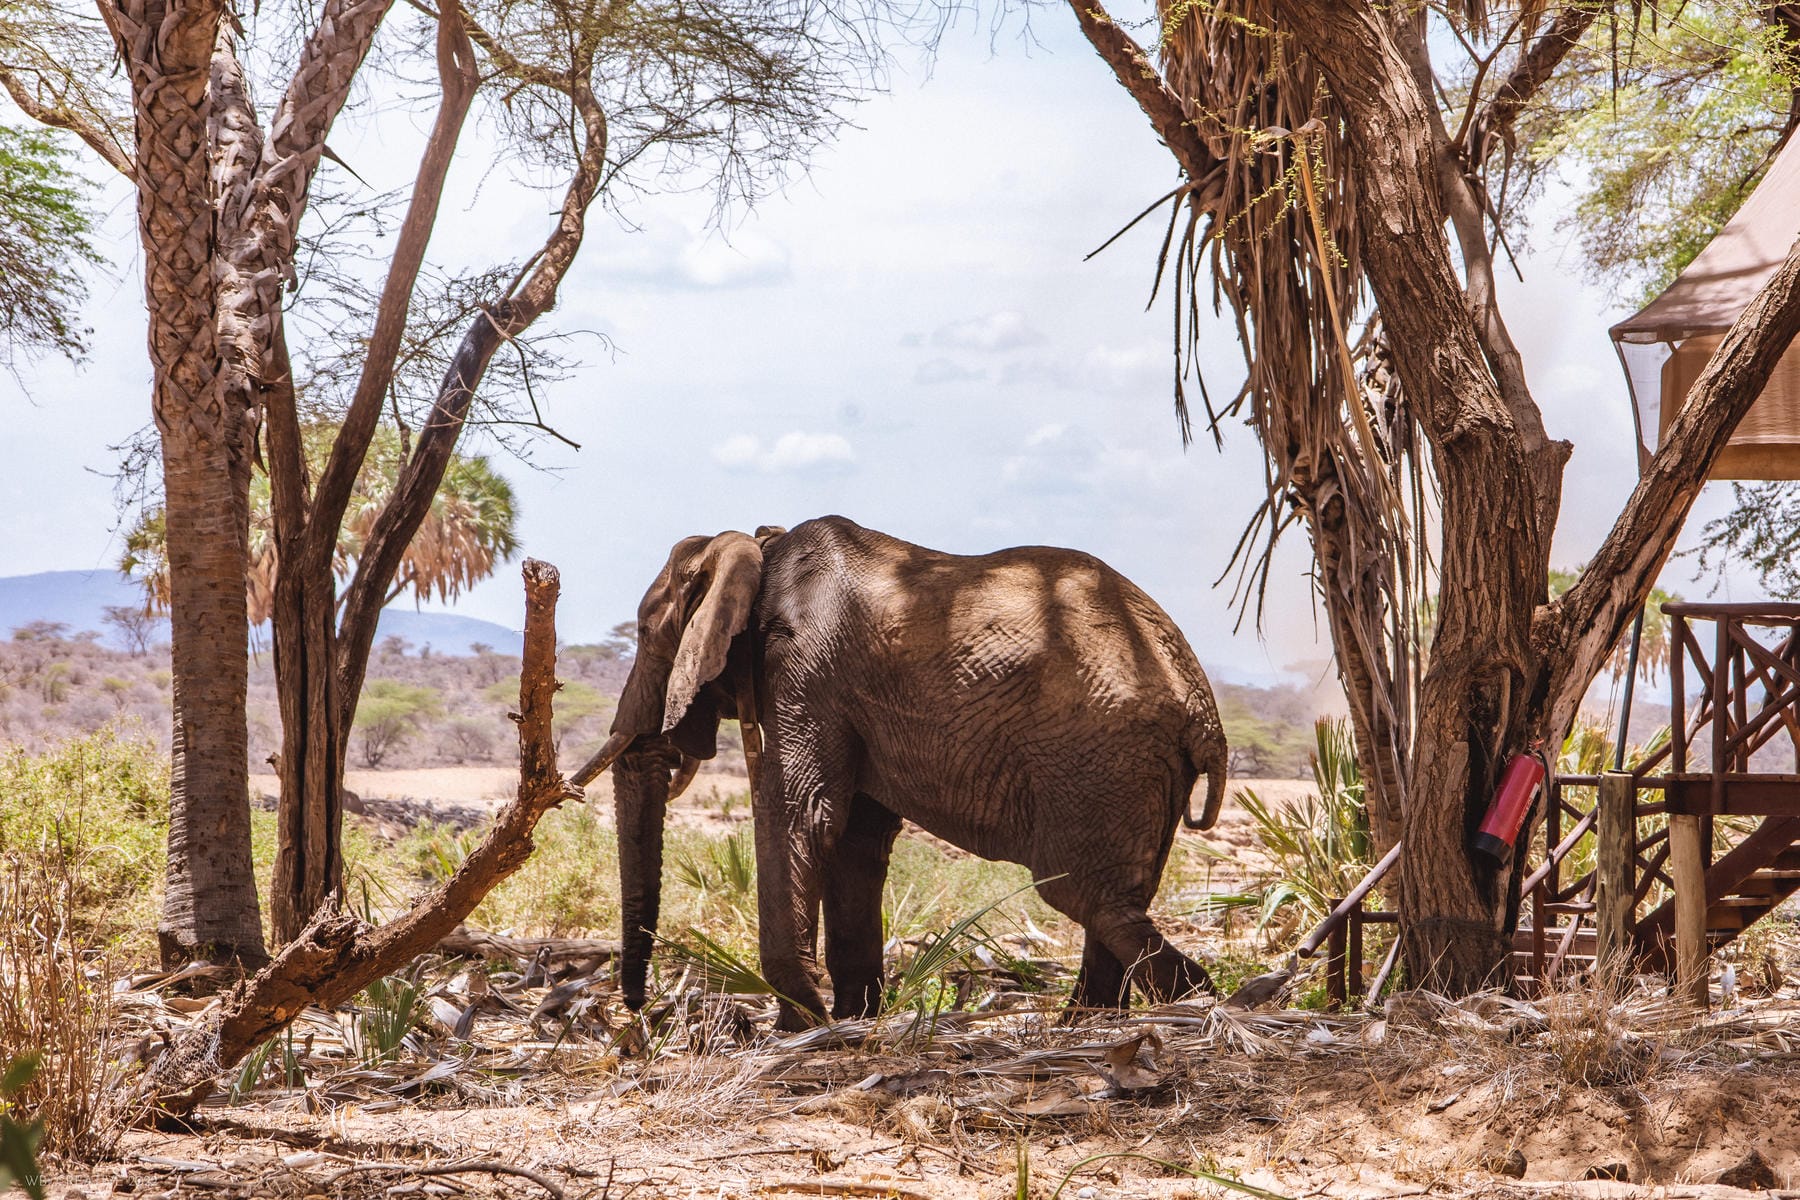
[663, 534, 764, 733]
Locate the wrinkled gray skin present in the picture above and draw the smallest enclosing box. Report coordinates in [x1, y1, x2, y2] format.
[602, 516, 1229, 1030]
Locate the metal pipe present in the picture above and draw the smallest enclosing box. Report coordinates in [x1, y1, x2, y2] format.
[1615, 608, 1646, 771]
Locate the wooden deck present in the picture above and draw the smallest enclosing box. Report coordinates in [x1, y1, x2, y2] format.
[1302, 602, 1800, 1006]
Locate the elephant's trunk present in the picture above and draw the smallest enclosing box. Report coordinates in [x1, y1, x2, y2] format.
[615, 740, 678, 1009]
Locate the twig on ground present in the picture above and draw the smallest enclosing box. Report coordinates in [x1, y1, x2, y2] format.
[329, 1158, 566, 1200]
[757, 1184, 929, 1199]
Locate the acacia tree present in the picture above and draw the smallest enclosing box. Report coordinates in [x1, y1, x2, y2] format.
[14, 0, 882, 957]
[1069, 0, 1800, 988]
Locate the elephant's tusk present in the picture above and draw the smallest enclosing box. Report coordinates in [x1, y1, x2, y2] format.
[669, 755, 701, 800]
[570, 730, 633, 788]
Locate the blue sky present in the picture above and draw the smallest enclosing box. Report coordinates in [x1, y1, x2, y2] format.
[0, 11, 1763, 686]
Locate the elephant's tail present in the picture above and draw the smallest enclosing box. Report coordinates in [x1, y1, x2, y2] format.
[1182, 725, 1228, 831]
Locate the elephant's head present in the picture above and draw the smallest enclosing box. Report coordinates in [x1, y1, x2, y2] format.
[571, 530, 770, 1010]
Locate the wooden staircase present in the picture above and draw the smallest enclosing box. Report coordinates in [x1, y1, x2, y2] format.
[1632, 818, 1800, 971]
[1303, 603, 1800, 1007]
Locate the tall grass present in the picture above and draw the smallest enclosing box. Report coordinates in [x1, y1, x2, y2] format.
[0, 834, 126, 1162]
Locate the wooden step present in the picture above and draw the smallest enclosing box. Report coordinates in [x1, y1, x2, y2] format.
[1733, 871, 1800, 896]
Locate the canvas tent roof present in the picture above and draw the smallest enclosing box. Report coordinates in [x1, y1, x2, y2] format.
[1611, 133, 1800, 479]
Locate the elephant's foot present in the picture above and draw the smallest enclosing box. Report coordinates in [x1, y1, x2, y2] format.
[774, 997, 829, 1032]
[829, 978, 884, 1021]
[768, 966, 830, 1031]
[1135, 944, 1215, 1003]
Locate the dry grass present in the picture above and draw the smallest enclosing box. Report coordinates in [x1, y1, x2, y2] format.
[0, 853, 129, 1163]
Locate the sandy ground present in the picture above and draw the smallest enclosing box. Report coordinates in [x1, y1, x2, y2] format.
[247, 765, 1315, 854]
[72, 769, 1797, 1200]
[54, 1015, 1800, 1200]
[249, 764, 758, 812]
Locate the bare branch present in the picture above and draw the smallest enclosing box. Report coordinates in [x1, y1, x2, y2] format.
[333, 57, 610, 732]
[309, 0, 480, 543]
[1061, 0, 1223, 206]
[0, 66, 131, 176]
[1466, 2, 1601, 161]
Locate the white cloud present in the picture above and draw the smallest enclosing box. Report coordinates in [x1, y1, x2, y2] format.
[678, 233, 791, 288]
[914, 357, 985, 385]
[999, 422, 1181, 502]
[598, 224, 791, 290]
[1000, 342, 1166, 396]
[931, 310, 1044, 353]
[711, 431, 857, 474]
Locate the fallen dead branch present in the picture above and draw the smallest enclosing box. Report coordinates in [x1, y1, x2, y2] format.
[143, 559, 628, 1113]
[329, 1157, 567, 1200]
[436, 928, 618, 969]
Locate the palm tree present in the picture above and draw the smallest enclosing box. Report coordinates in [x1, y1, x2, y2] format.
[122, 424, 518, 626]
[1548, 568, 1679, 685]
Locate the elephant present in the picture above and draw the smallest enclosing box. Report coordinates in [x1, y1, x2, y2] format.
[573, 515, 1229, 1030]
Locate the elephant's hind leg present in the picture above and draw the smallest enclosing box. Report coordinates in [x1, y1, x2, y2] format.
[824, 793, 903, 1019]
[1039, 877, 1213, 1007]
[1067, 934, 1129, 1015]
[1094, 907, 1214, 1003]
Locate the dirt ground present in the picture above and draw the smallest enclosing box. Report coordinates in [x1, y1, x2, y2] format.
[67, 770, 1799, 1200]
[54, 998, 1800, 1200]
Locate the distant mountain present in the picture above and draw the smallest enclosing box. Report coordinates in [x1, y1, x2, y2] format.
[0, 570, 522, 656]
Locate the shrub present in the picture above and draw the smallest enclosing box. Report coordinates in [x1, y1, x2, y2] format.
[0, 726, 168, 946]
[353, 681, 444, 767]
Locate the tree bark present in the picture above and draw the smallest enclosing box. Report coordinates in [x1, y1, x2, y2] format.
[261, 0, 473, 944]
[103, 0, 265, 971]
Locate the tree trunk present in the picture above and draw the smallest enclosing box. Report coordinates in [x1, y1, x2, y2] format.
[158, 428, 264, 968]
[1265, 1, 1562, 991]
[1306, 462, 1408, 855]
[269, 560, 347, 942]
[103, 0, 264, 970]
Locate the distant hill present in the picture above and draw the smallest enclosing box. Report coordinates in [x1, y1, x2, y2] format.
[0, 570, 523, 655]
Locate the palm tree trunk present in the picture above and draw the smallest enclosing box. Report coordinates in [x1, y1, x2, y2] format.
[103, 0, 266, 969]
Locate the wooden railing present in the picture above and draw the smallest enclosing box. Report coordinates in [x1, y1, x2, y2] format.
[1295, 603, 1800, 1007]
[1663, 602, 1800, 811]
[1298, 772, 1617, 1006]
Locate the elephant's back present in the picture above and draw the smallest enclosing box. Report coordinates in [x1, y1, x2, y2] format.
[763, 515, 1210, 719]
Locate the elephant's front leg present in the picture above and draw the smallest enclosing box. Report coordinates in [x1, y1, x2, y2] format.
[750, 747, 830, 1029]
[824, 793, 902, 1019]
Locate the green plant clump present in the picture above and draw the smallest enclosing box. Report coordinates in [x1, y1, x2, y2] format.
[1238, 718, 1373, 935]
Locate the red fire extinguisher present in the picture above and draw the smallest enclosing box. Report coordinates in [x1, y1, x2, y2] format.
[1471, 747, 1548, 866]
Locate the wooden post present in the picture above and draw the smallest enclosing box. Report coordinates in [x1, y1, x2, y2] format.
[1668, 811, 1710, 1007]
[1325, 898, 1347, 1011]
[1595, 771, 1635, 977]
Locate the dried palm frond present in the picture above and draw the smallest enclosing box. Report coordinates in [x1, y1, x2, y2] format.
[1147, 0, 1432, 836]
